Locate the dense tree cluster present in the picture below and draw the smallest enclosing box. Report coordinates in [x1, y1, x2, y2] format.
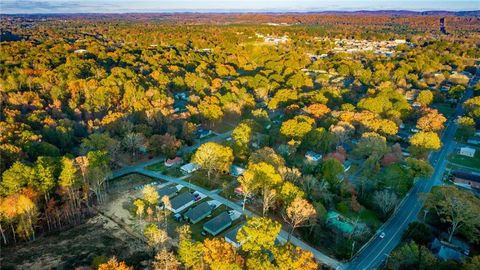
[1, 13, 478, 268]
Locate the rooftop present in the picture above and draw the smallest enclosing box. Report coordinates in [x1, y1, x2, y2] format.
[184, 201, 213, 223]
[203, 212, 232, 236]
[224, 223, 244, 247]
[452, 171, 480, 183]
[169, 192, 195, 210]
[158, 185, 179, 198]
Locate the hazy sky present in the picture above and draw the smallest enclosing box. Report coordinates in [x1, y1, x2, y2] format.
[2, 0, 479, 14]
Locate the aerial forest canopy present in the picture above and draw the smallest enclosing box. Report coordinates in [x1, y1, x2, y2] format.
[0, 13, 479, 270]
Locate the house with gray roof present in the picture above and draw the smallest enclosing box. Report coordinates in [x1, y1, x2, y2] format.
[430, 238, 467, 262]
[184, 201, 214, 224]
[158, 185, 179, 198]
[166, 192, 196, 214]
[203, 212, 232, 236]
[224, 223, 244, 248]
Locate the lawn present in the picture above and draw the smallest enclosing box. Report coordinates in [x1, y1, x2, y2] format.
[337, 203, 382, 229]
[186, 171, 235, 190]
[446, 163, 480, 173]
[108, 173, 161, 192]
[448, 152, 480, 169]
[145, 162, 183, 177]
[432, 103, 455, 118]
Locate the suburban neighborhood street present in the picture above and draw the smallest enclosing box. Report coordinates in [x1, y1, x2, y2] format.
[108, 72, 478, 270]
[110, 131, 344, 269]
[346, 72, 478, 270]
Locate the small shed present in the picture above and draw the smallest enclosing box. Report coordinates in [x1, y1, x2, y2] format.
[203, 212, 232, 236]
[184, 201, 214, 224]
[181, 163, 200, 174]
[167, 192, 195, 214]
[459, 147, 476, 157]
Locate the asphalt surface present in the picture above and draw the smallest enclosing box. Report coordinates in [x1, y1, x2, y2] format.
[346, 73, 477, 270]
[109, 71, 477, 270]
[109, 130, 344, 269]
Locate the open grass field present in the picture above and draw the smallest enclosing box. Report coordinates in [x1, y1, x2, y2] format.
[145, 162, 184, 177]
[448, 151, 480, 169]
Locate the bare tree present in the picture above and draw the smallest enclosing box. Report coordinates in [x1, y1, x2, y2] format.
[262, 188, 277, 217]
[122, 132, 145, 160]
[152, 249, 180, 270]
[283, 197, 316, 241]
[373, 189, 399, 216]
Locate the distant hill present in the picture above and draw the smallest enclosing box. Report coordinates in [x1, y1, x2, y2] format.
[311, 10, 480, 16]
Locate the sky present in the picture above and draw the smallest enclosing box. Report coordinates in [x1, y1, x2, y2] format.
[2, 0, 479, 14]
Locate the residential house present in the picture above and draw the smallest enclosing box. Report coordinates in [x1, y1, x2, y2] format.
[343, 160, 352, 172]
[467, 138, 480, 145]
[196, 128, 212, 139]
[234, 185, 253, 198]
[158, 185, 180, 198]
[184, 201, 215, 224]
[224, 223, 244, 248]
[430, 238, 467, 262]
[203, 212, 233, 236]
[305, 151, 322, 162]
[166, 192, 196, 214]
[459, 147, 476, 157]
[74, 49, 87, 54]
[174, 92, 188, 100]
[181, 163, 200, 174]
[164, 157, 183, 167]
[230, 165, 246, 177]
[451, 171, 480, 190]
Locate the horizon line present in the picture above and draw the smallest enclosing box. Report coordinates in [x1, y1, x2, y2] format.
[2, 9, 480, 16]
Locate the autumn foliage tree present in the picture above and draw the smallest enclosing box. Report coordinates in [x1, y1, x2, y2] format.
[284, 197, 316, 241]
[192, 142, 234, 180]
[98, 257, 133, 270]
[203, 238, 244, 270]
[409, 131, 441, 157]
[416, 109, 446, 132]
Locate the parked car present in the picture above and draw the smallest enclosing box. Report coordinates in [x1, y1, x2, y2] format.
[379, 232, 386, 239]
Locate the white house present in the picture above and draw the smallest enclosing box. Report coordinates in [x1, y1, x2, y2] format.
[305, 151, 322, 162]
[459, 147, 476, 158]
[74, 49, 87, 54]
[181, 163, 200, 174]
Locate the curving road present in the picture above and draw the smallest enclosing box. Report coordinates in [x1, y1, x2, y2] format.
[346, 71, 478, 270]
[109, 130, 344, 269]
[109, 69, 477, 270]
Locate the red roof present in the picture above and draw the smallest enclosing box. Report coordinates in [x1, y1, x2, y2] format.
[165, 157, 182, 165]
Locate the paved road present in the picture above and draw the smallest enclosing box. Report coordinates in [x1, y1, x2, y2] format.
[136, 168, 343, 269]
[109, 130, 343, 269]
[346, 72, 478, 270]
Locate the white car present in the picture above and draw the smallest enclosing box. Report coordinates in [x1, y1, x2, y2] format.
[379, 232, 386, 239]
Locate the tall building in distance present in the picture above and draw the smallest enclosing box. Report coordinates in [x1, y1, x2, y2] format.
[440, 17, 448, 34]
